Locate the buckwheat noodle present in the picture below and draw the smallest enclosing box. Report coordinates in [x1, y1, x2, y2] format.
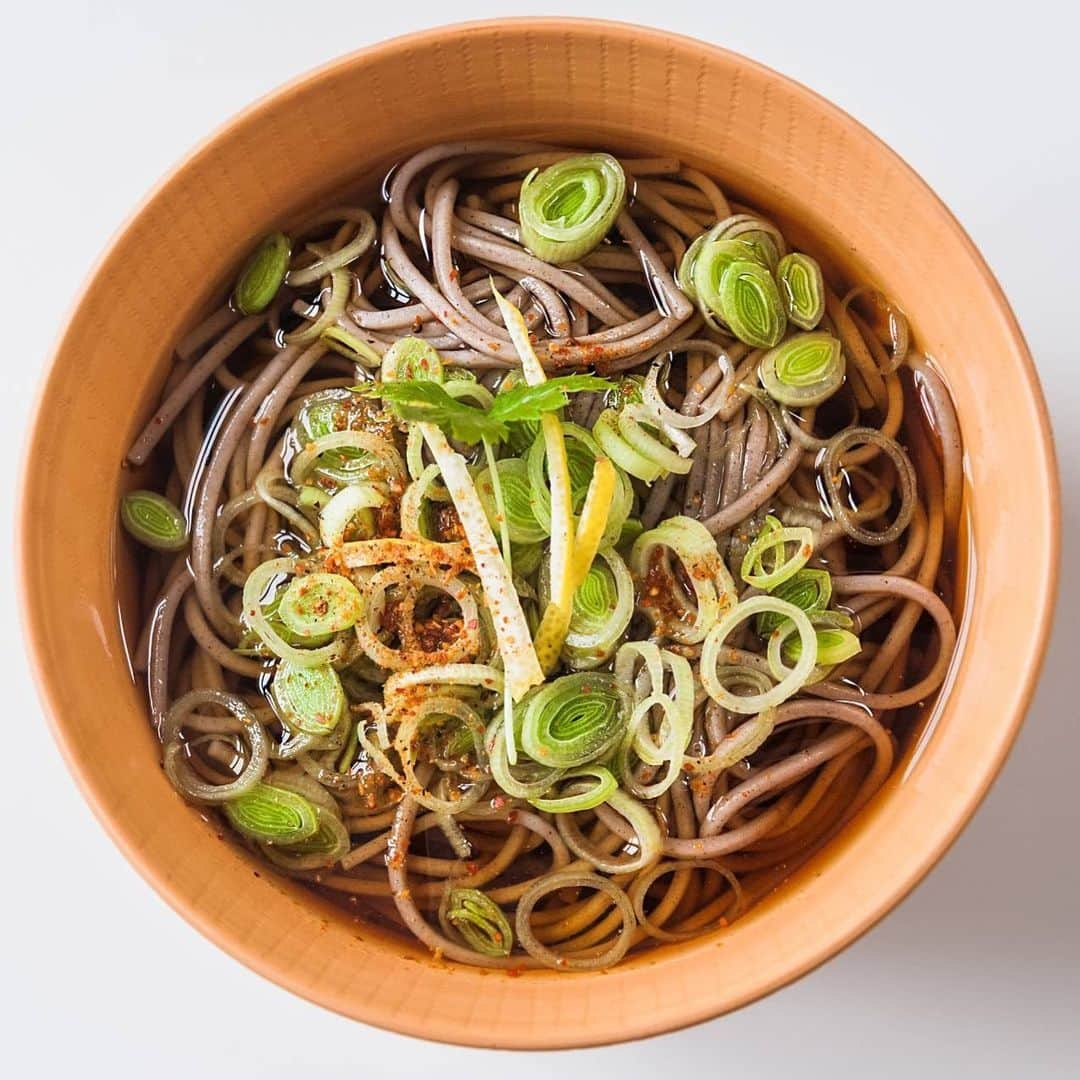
[120, 142, 962, 973]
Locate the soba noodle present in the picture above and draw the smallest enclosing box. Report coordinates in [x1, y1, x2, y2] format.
[119, 143, 961, 972]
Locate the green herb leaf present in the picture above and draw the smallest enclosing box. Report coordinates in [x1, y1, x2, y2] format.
[488, 375, 615, 425]
[354, 374, 613, 445]
[355, 380, 508, 443]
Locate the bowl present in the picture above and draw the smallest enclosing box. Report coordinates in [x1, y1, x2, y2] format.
[19, 17, 1058, 1048]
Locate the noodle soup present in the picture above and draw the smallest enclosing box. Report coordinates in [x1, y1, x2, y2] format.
[119, 143, 961, 972]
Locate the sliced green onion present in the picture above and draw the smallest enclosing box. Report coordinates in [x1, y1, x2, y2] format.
[617, 518, 644, 549]
[782, 626, 861, 667]
[526, 422, 602, 528]
[592, 408, 663, 482]
[445, 888, 513, 957]
[701, 596, 818, 713]
[539, 547, 634, 669]
[321, 325, 383, 368]
[391, 695, 488, 815]
[757, 568, 832, 635]
[519, 153, 626, 264]
[285, 267, 350, 346]
[740, 515, 814, 590]
[676, 231, 708, 301]
[712, 214, 785, 272]
[318, 484, 384, 547]
[399, 463, 445, 540]
[777, 253, 826, 330]
[162, 689, 269, 803]
[718, 260, 786, 348]
[289, 389, 403, 491]
[288, 429, 405, 491]
[612, 643, 695, 800]
[559, 789, 663, 875]
[261, 806, 350, 870]
[381, 336, 444, 382]
[488, 716, 565, 799]
[242, 560, 348, 668]
[120, 490, 188, 551]
[520, 672, 629, 768]
[233, 232, 290, 315]
[477, 457, 547, 544]
[690, 238, 760, 321]
[277, 572, 363, 638]
[616, 407, 694, 476]
[297, 485, 331, 515]
[630, 516, 737, 644]
[759, 331, 844, 406]
[224, 781, 319, 844]
[528, 765, 618, 813]
[271, 661, 347, 736]
[510, 541, 542, 578]
[684, 707, 777, 778]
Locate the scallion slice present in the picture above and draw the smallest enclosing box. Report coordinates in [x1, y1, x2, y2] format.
[224, 781, 319, 844]
[519, 153, 626, 264]
[777, 252, 826, 330]
[445, 888, 514, 958]
[277, 572, 363, 638]
[477, 457, 548, 544]
[528, 765, 618, 813]
[718, 260, 787, 348]
[756, 568, 833, 636]
[120, 490, 188, 551]
[740, 515, 814, 590]
[381, 335, 444, 383]
[630, 516, 737, 644]
[271, 661, 347, 736]
[321, 325, 383, 368]
[318, 483, 384, 547]
[782, 626, 862, 667]
[701, 596, 818, 713]
[759, 331, 845, 406]
[520, 672, 629, 768]
[233, 232, 291, 315]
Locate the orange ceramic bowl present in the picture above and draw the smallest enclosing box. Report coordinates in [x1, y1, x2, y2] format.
[19, 18, 1058, 1048]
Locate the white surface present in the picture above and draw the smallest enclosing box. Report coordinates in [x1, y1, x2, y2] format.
[2, 1, 1076, 1075]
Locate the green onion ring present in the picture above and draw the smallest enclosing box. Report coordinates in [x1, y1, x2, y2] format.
[527, 766, 618, 813]
[518, 153, 627, 264]
[777, 252, 826, 330]
[519, 672, 630, 769]
[740, 515, 815, 590]
[234, 232, 291, 315]
[700, 596, 818, 713]
[162, 689, 269, 803]
[120, 490, 188, 551]
[759, 332, 845, 407]
[443, 888, 514, 957]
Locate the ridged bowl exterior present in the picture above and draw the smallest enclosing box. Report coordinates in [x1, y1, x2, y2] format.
[19, 18, 1058, 1048]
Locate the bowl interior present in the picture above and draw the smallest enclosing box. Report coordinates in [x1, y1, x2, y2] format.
[21, 18, 1057, 1048]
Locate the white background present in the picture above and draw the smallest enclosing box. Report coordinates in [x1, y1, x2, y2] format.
[2, 2, 1077, 1076]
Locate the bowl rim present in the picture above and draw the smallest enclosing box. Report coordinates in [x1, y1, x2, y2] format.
[18, 15, 1060, 1047]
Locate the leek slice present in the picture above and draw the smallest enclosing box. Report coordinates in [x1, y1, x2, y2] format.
[759, 332, 844, 407]
[519, 153, 626, 264]
[233, 232, 290, 315]
[224, 782, 319, 844]
[120, 490, 188, 551]
[520, 672, 629, 768]
[271, 661, 347, 736]
[777, 252, 826, 330]
[445, 888, 514, 957]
